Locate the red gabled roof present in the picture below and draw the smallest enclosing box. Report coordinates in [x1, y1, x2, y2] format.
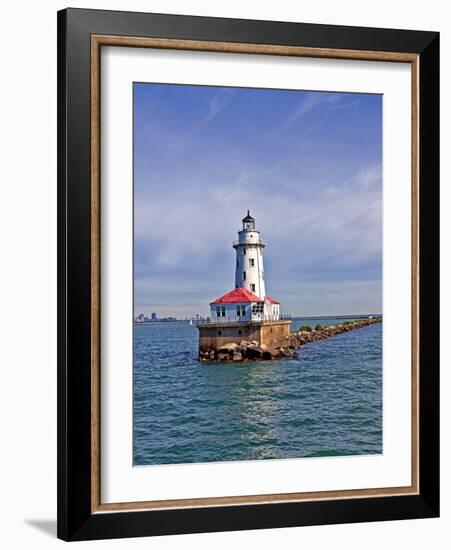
[210, 288, 261, 305]
[210, 288, 280, 305]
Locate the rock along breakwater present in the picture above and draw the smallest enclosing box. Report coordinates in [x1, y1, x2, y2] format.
[199, 317, 382, 363]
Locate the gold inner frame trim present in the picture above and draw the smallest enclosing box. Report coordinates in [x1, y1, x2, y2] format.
[90, 34, 420, 514]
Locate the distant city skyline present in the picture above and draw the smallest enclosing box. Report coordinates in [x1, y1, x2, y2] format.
[134, 83, 382, 317]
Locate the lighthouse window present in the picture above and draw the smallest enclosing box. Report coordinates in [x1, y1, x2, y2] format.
[216, 306, 225, 317]
[236, 259, 239, 268]
[237, 305, 246, 317]
[250, 284, 256, 292]
[249, 258, 255, 267]
[243, 271, 246, 280]
[243, 248, 246, 255]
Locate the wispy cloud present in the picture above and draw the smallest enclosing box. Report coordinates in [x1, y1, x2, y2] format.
[200, 88, 235, 127]
[277, 92, 345, 132]
[353, 165, 382, 189]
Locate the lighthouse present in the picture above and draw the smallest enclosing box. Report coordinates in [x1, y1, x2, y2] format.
[197, 210, 291, 356]
[233, 211, 266, 298]
[207, 211, 281, 323]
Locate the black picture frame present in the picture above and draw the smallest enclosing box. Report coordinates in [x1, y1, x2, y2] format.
[57, 7, 439, 541]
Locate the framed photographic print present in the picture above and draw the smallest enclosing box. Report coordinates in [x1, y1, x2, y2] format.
[57, 8, 439, 541]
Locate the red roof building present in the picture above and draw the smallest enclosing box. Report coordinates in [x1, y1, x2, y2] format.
[210, 288, 279, 315]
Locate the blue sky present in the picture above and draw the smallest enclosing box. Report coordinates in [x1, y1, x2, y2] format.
[134, 83, 382, 317]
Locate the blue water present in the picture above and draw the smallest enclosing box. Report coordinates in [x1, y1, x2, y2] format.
[133, 316, 382, 465]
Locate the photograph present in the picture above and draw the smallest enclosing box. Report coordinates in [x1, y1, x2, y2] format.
[133, 82, 383, 466]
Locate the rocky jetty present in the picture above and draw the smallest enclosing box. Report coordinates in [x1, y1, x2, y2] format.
[288, 317, 382, 348]
[199, 317, 381, 363]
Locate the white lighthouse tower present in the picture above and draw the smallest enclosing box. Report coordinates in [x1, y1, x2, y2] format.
[233, 211, 266, 299]
[206, 211, 281, 323]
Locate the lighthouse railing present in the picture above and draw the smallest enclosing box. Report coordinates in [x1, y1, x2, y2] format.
[200, 314, 291, 324]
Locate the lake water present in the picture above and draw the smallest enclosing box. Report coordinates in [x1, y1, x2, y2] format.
[134, 316, 382, 465]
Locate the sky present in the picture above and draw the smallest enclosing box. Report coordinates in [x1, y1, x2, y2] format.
[134, 83, 382, 318]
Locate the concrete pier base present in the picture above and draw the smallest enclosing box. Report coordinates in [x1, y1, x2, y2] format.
[197, 320, 292, 354]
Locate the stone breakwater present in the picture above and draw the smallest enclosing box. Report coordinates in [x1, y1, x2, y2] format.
[199, 317, 382, 363]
